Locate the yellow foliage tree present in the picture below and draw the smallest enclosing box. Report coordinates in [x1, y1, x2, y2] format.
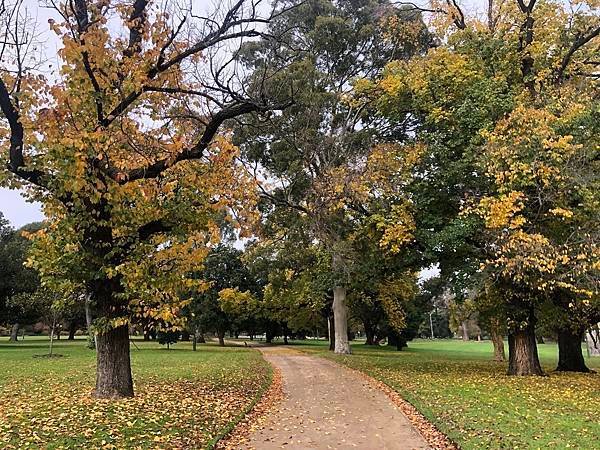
[0, 0, 294, 398]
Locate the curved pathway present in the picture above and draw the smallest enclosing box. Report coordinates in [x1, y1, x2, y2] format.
[243, 347, 429, 450]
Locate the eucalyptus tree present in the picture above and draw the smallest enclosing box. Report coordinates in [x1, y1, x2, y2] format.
[236, 0, 431, 353]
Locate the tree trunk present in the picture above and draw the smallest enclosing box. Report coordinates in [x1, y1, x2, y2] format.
[491, 328, 506, 362]
[537, 335, 545, 344]
[282, 324, 289, 345]
[192, 332, 197, 352]
[49, 318, 56, 357]
[94, 325, 134, 398]
[68, 321, 77, 340]
[9, 323, 19, 342]
[557, 328, 589, 372]
[364, 321, 376, 345]
[508, 318, 544, 376]
[84, 293, 96, 349]
[586, 325, 600, 356]
[181, 330, 190, 341]
[333, 286, 351, 354]
[328, 314, 335, 351]
[461, 320, 469, 341]
[218, 330, 225, 347]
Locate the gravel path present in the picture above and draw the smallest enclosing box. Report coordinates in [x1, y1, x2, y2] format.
[243, 347, 430, 450]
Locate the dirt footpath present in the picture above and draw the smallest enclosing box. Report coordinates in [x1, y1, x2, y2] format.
[242, 347, 430, 450]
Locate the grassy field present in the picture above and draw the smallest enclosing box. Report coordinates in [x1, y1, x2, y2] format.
[0, 337, 271, 449]
[296, 339, 600, 450]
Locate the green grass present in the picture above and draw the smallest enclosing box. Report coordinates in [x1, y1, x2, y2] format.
[295, 338, 600, 450]
[0, 337, 271, 449]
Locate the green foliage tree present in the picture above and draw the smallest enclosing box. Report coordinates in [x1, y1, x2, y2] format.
[237, 0, 431, 354]
[0, 220, 43, 340]
[187, 245, 259, 346]
[157, 329, 180, 350]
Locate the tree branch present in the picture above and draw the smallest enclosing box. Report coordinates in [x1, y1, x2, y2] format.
[123, 0, 149, 57]
[0, 72, 45, 186]
[555, 25, 600, 84]
[120, 101, 270, 183]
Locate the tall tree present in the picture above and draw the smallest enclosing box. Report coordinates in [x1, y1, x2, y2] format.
[361, 0, 599, 375]
[237, 0, 431, 353]
[0, 0, 297, 398]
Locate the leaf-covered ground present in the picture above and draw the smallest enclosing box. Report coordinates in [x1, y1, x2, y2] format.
[296, 339, 600, 450]
[0, 338, 271, 449]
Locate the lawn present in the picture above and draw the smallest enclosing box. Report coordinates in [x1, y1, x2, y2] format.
[296, 339, 600, 450]
[0, 337, 271, 449]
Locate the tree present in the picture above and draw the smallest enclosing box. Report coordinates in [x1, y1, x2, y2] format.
[9, 288, 63, 356]
[187, 245, 258, 346]
[236, 0, 431, 354]
[0, 0, 298, 398]
[0, 211, 13, 331]
[157, 329, 180, 350]
[0, 221, 42, 340]
[362, 0, 599, 376]
[448, 297, 477, 342]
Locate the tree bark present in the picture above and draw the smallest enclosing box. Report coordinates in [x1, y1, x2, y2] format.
[333, 286, 351, 354]
[557, 328, 589, 372]
[218, 330, 225, 347]
[9, 323, 19, 342]
[461, 320, 469, 341]
[94, 325, 134, 398]
[49, 316, 57, 357]
[508, 319, 544, 376]
[328, 314, 335, 351]
[491, 328, 506, 362]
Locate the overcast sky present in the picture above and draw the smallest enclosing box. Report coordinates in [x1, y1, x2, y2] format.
[0, 188, 44, 228]
[1, 0, 485, 230]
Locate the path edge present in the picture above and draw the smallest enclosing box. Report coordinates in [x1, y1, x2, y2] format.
[333, 360, 459, 450]
[212, 354, 284, 450]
